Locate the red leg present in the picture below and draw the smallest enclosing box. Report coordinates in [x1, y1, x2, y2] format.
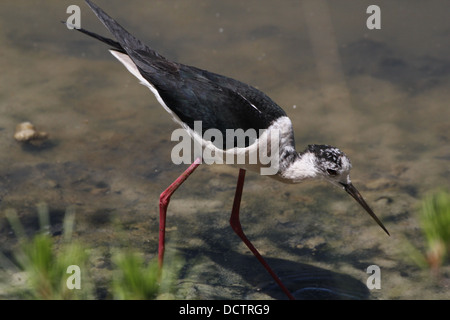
[159, 157, 202, 269]
[230, 169, 295, 300]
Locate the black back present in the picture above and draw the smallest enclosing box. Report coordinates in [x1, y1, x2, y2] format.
[82, 0, 287, 148]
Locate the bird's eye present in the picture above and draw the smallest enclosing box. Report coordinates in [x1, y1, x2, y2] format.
[327, 169, 338, 176]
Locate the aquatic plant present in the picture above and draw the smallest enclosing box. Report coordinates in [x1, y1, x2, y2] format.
[419, 189, 450, 270]
[3, 203, 183, 299]
[5, 204, 90, 299]
[407, 189, 450, 273]
[111, 249, 182, 300]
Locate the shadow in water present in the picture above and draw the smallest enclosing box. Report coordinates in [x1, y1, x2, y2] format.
[178, 245, 370, 300]
[257, 260, 370, 300]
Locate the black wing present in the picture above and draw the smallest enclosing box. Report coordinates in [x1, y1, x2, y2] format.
[82, 0, 287, 148]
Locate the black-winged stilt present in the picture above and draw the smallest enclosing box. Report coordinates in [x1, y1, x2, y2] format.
[72, 0, 389, 300]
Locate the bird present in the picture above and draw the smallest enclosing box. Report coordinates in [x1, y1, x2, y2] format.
[70, 0, 390, 300]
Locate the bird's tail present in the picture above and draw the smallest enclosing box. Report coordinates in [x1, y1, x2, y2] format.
[71, 0, 167, 72]
[84, 0, 161, 57]
[63, 21, 125, 53]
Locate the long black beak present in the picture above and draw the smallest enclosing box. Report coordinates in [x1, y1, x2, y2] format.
[341, 182, 390, 236]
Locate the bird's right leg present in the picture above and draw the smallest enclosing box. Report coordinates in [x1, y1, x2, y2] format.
[159, 157, 202, 269]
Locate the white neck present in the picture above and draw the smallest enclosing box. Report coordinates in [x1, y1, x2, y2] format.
[276, 152, 318, 183]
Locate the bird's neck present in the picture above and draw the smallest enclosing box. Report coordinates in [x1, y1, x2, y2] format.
[276, 151, 318, 183]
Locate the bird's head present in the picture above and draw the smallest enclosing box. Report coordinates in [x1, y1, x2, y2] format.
[308, 144, 352, 187]
[307, 144, 390, 236]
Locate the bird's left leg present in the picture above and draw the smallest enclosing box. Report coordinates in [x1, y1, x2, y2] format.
[159, 157, 202, 269]
[229, 168, 295, 300]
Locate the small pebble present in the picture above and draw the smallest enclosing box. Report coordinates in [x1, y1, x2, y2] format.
[14, 122, 49, 145]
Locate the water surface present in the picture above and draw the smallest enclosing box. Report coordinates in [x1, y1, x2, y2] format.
[0, 0, 449, 299]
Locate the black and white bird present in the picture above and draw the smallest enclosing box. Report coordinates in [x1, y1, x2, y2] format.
[72, 0, 389, 300]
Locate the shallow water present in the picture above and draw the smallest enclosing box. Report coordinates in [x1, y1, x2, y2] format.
[0, 0, 449, 299]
